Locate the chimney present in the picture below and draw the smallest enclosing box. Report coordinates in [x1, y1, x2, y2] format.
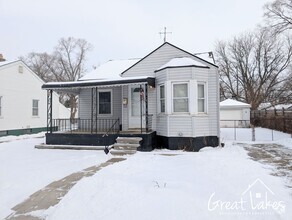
[0, 54, 6, 62]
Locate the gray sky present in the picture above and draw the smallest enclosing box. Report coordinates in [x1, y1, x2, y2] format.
[1, 0, 269, 71]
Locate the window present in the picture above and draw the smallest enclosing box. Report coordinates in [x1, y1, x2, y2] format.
[32, 99, 39, 116]
[159, 85, 165, 113]
[18, 66, 23, 73]
[198, 83, 206, 113]
[99, 91, 111, 114]
[173, 83, 188, 112]
[0, 96, 2, 116]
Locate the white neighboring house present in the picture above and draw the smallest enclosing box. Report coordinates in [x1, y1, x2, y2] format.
[0, 60, 70, 136]
[220, 98, 251, 128]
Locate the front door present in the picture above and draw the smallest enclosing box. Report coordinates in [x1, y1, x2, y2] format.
[129, 85, 145, 128]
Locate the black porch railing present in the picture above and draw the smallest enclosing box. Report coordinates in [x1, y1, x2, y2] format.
[50, 118, 120, 134]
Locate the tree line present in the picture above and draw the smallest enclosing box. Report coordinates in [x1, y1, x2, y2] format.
[216, 0, 292, 110]
[21, 0, 292, 117]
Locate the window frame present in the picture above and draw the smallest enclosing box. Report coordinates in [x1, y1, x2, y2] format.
[159, 84, 165, 113]
[32, 99, 39, 117]
[98, 89, 112, 115]
[0, 96, 2, 117]
[197, 82, 207, 114]
[172, 82, 189, 113]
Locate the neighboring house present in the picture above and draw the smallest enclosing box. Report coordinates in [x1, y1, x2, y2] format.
[0, 60, 70, 136]
[42, 42, 220, 151]
[220, 98, 251, 127]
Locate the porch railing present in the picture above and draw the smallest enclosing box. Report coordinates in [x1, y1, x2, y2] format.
[50, 118, 120, 134]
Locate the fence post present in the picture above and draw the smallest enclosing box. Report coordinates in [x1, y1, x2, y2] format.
[252, 125, 255, 141]
[234, 120, 236, 140]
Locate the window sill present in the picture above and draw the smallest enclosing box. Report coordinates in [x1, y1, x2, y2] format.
[32, 116, 40, 118]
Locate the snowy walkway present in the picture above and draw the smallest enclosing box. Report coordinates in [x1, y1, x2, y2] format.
[5, 157, 126, 220]
[243, 143, 292, 189]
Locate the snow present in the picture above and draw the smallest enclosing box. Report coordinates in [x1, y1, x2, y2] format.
[0, 133, 109, 219]
[220, 98, 251, 108]
[0, 60, 18, 67]
[1, 131, 291, 220]
[220, 127, 291, 142]
[79, 59, 140, 81]
[156, 57, 207, 71]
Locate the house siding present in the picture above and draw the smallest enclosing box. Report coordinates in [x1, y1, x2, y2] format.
[123, 43, 210, 78]
[122, 85, 129, 131]
[155, 65, 219, 139]
[79, 86, 122, 122]
[0, 61, 68, 132]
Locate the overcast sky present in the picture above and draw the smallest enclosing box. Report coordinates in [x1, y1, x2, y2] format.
[1, 0, 269, 71]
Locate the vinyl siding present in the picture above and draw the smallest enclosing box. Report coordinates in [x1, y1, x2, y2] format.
[79, 86, 122, 122]
[122, 85, 129, 131]
[123, 43, 208, 78]
[0, 61, 68, 131]
[169, 116, 192, 137]
[155, 64, 219, 138]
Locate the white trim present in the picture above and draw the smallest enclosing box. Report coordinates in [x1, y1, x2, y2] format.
[171, 82, 189, 114]
[32, 99, 39, 117]
[158, 84, 165, 114]
[0, 95, 2, 118]
[197, 82, 208, 114]
[97, 89, 113, 116]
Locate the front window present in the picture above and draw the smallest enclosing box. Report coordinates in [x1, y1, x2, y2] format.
[99, 91, 111, 114]
[173, 83, 188, 112]
[32, 99, 39, 116]
[198, 83, 206, 113]
[159, 85, 165, 113]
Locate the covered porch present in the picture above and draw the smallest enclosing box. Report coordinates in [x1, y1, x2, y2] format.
[42, 77, 157, 151]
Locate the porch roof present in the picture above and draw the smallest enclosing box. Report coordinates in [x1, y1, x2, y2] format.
[42, 76, 155, 90]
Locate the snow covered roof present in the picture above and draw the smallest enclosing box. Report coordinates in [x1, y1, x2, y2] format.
[79, 59, 140, 81]
[155, 57, 208, 72]
[265, 104, 292, 110]
[42, 58, 156, 90]
[0, 60, 19, 68]
[220, 99, 251, 108]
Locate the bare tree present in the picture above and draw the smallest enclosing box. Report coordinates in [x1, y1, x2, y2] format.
[21, 37, 93, 119]
[216, 29, 292, 110]
[264, 0, 292, 34]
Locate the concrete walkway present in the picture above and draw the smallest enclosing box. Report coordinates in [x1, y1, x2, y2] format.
[5, 157, 126, 220]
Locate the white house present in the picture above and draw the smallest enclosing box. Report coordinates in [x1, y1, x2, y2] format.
[42, 42, 220, 151]
[220, 98, 251, 127]
[0, 60, 69, 136]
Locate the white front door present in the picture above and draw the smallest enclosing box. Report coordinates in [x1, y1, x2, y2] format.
[129, 85, 145, 128]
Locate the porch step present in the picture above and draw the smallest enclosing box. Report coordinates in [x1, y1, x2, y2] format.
[116, 137, 142, 144]
[113, 143, 140, 150]
[110, 137, 142, 155]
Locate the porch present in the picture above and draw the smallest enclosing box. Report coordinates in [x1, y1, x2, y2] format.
[42, 76, 157, 151]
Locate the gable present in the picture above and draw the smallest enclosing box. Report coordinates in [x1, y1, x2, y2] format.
[0, 60, 44, 92]
[121, 42, 217, 78]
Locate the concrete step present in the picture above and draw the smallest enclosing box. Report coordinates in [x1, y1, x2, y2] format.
[113, 143, 140, 150]
[110, 149, 136, 156]
[116, 137, 142, 144]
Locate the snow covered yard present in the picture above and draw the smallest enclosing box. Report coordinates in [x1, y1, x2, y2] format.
[0, 133, 109, 219]
[0, 131, 291, 220]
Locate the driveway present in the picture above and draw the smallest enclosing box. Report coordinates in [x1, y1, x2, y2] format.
[243, 143, 292, 188]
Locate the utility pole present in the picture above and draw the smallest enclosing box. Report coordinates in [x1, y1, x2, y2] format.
[159, 27, 172, 42]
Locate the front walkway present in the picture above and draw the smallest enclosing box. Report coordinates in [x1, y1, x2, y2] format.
[5, 157, 126, 220]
